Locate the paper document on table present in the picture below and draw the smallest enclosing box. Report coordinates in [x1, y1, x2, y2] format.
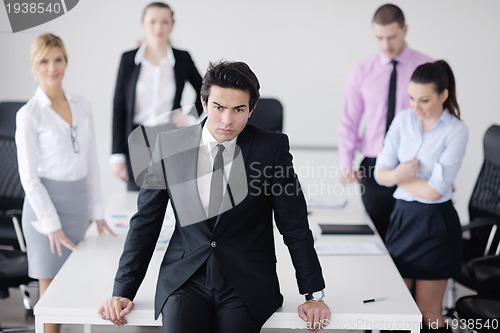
[315, 242, 385, 255]
[107, 211, 134, 229]
[307, 198, 348, 209]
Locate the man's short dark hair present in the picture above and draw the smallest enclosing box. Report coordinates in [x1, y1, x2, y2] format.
[373, 3, 405, 27]
[200, 61, 260, 111]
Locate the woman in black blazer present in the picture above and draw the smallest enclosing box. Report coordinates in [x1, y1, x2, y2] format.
[111, 2, 203, 191]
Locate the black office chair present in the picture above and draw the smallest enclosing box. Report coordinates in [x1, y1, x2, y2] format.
[444, 125, 500, 319]
[0, 248, 35, 311]
[0, 102, 27, 252]
[455, 255, 500, 332]
[0, 101, 35, 324]
[458, 125, 500, 290]
[248, 98, 283, 132]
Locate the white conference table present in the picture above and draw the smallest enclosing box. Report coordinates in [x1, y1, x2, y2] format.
[34, 192, 421, 333]
[34, 147, 421, 332]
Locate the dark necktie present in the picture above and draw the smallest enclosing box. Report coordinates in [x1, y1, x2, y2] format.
[206, 144, 227, 290]
[208, 144, 225, 230]
[386, 59, 398, 133]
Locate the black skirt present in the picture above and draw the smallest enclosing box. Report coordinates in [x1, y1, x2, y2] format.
[386, 199, 462, 280]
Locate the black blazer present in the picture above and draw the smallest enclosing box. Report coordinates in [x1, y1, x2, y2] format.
[111, 47, 203, 155]
[112, 124, 325, 327]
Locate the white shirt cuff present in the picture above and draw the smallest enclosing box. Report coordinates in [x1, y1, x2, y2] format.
[110, 154, 126, 164]
[32, 214, 62, 235]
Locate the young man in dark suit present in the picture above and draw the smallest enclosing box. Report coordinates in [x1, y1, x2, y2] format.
[99, 61, 330, 332]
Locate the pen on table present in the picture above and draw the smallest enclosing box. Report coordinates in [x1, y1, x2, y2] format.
[363, 297, 386, 303]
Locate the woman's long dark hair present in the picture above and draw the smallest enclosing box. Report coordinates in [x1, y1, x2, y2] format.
[410, 60, 460, 119]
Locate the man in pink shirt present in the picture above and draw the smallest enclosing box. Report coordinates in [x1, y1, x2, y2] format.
[339, 4, 432, 241]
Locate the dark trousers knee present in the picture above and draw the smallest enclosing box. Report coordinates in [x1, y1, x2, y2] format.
[359, 157, 396, 241]
[161, 266, 260, 333]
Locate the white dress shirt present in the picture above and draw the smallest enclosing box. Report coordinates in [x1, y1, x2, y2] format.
[110, 44, 197, 165]
[15, 87, 104, 234]
[375, 108, 468, 203]
[197, 125, 237, 215]
[133, 43, 176, 125]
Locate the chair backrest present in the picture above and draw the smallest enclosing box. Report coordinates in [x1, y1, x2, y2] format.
[469, 125, 500, 220]
[467, 124, 500, 258]
[247, 98, 283, 132]
[0, 102, 25, 138]
[0, 102, 26, 207]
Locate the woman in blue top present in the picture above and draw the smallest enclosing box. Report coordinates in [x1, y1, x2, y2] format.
[375, 60, 468, 332]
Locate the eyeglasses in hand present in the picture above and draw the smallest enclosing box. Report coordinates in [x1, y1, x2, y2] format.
[70, 125, 80, 154]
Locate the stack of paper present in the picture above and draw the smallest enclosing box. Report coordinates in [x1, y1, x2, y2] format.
[315, 242, 385, 255]
[307, 198, 348, 209]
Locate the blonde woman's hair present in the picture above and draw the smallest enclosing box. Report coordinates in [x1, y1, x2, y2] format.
[31, 33, 68, 71]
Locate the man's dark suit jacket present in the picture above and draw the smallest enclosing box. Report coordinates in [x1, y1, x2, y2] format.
[112, 123, 325, 327]
[111, 47, 203, 156]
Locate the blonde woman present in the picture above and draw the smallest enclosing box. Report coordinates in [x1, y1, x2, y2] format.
[15, 33, 115, 333]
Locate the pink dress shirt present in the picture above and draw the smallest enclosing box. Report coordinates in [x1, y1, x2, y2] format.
[338, 46, 433, 169]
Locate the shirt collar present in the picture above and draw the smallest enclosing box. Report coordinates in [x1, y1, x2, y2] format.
[439, 109, 453, 124]
[34, 86, 76, 109]
[379, 45, 411, 65]
[410, 108, 454, 130]
[134, 43, 176, 67]
[201, 124, 237, 158]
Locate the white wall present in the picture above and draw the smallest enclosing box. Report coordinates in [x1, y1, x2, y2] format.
[1, 0, 499, 220]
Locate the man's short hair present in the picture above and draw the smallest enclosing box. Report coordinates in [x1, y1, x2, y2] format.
[373, 3, 405, 27]
[201, 61, 260, 111]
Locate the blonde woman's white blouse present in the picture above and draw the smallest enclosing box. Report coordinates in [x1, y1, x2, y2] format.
[15, 87, 104, 234]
